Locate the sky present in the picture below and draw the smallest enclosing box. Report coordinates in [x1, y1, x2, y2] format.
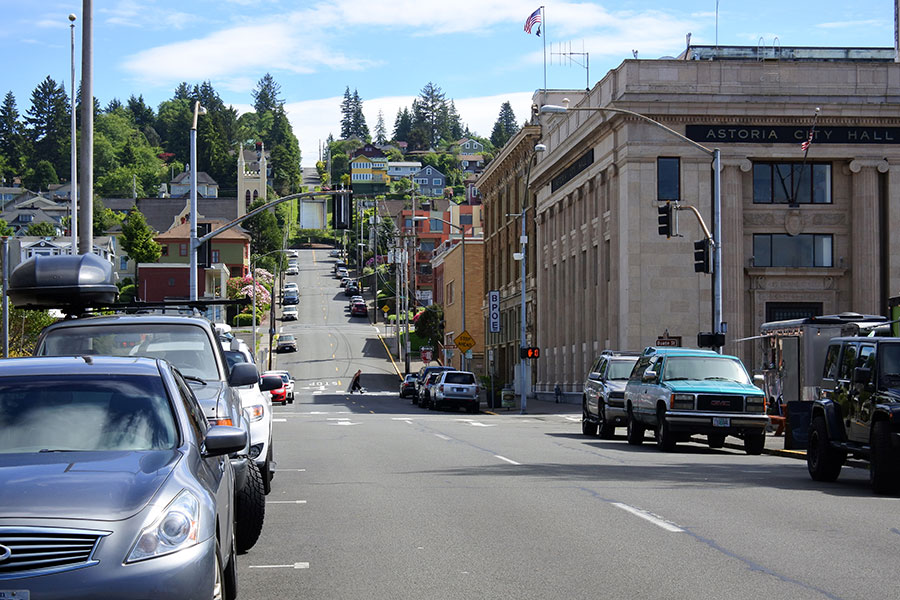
[0, 1, 894, 168]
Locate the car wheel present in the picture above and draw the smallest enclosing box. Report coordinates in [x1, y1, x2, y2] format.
[235, 461, 266, 553]
[807, 416, 845, 482]
[581, 403, 598, 436]
[707, 433, 726, 449]
[870, 421, 900, 495]
[626, 408, 644, 445]
[656, 414, 677, 452]
[743, 432, 765, 455]
[598, 402, 616, 439]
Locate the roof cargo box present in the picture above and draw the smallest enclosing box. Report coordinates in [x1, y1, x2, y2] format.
[8, 253, 118, 308]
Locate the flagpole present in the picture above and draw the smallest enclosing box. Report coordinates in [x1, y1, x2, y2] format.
[789, 107, 820, 207]
[542, 5, 547, 102]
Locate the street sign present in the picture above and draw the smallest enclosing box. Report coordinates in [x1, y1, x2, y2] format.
[420, 347, 433, 362]
[488, 290, 500, 333]
[381, 304, 390, 313]
[656, 336, 681, 347]
[454, 330, 476, 354]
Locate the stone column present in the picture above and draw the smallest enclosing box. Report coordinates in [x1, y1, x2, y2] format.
[722, 159, 748, 358]
[848, 160, 886, 313]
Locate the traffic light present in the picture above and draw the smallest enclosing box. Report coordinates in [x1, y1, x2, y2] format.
[697, 332, 726, 348]
[334, 189, 352, 230]
[657, 202, 675, 238]
[520, 347, 541, 359]
[693, 239, 711, 273]
[197, 222, 212, 268]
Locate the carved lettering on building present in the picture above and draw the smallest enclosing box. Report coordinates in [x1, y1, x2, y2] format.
[686, 125, 900, 144]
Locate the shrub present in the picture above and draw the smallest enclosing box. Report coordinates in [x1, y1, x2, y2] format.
[233, 313, 255, 327]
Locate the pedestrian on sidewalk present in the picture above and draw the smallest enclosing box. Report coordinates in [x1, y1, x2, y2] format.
[554, 383, 562, 404]
[349, 369, 363, 393]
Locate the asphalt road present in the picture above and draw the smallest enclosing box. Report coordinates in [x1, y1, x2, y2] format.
[235, 250, 898, 600]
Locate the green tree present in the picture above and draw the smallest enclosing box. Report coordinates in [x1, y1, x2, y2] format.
[126, 94, 155, 131]
[25, 221, 57, 236]
[268, 106, 302, 195]
[120, 208, 161, 296]
[155, 98, 192, 168]
[0, 218, 13, 236]
[23, 159, 58, 191]
[243, 199, 282, 256]
[374, 110, 386, 145]
[340, 87, 353, 139]
[252, 73, 283, 115]
[393, 107, 412, 142]
[415, 304, 444, 348]
[93, 197, 122, 236]
[351, 89, 369, 140]
[490, 101, 519, 149]
[7, 307, 58, 356]
[0, 91, 27, 181]
[25, 76, 71, 178]
[412, 82, 446, 148]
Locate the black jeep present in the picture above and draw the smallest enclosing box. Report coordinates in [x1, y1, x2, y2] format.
[808, 336, 900, 494]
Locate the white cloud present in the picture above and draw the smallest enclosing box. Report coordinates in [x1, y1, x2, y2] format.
[816, 19, 883, 29]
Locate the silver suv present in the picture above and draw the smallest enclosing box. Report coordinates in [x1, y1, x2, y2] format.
[582, 351, 640, 438]
[430, 370, 480, 413]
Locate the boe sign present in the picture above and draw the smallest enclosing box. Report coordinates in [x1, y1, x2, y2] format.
[488, 290, 500, 333]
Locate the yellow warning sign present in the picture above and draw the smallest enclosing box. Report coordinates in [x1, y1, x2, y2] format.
[382, 305, 390, 313]
[454, 330, 476, 354]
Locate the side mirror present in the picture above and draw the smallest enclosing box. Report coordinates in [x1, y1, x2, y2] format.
[642, 370, 658, 383]
[229, 362, 259, 387]
[752, 374, 765, 389]
[853, 366, 871, 385]
[203, 425, 248, 457]
[259, 375, 282, 392]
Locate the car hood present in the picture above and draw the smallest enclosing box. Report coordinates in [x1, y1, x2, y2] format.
[665, 380, 763, 395]
[0, 450, 180, 521]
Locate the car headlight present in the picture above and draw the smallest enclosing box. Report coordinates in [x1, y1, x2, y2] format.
[670, 393, 694, 410]
[127, 490, 200, 563]
[745, 396, 766, 413]
[247, 404, 265, 422]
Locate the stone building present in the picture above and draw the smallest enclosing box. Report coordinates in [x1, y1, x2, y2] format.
[489, 46, 900, 400]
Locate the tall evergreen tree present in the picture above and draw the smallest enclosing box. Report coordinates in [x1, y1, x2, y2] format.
[446, 100, 464, 141]
[414, 82, 446, 148]
[0, 91, 26, 180]
[374, 110, 386, 145]
[339, 87, 353, 139]
[393, 108, 412, 142]
[350, 89, 368, 140]
[252, 73, 283, 115]
[268, 105, 302, 195]
[126, 95, 155, 130]
[490, 101, 519, 149]
[105, 98, 123, 113]
[25, 76, 70, 178]
[173, 82, 191, 100]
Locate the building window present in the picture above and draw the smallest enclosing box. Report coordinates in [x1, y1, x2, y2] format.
[752, 234, 833, 267]
[447, 281, 454, 305]
[430, 219, 443, 232]
[212, 250, 220, 263]
[179, 243, 187, 256]
[245, 190, 251, 204]
[432, 179, 441, 186]
[753, 162, 832, 204]
[657, 157, 680, 201]
[120, 256, 128, 270]
[161, 245, 169, 256]
[253, 190, 259, 201]
[765, 302, 823, 322]
[168, 278, 175, 287]
[460, 214, 473, 226]
[419, 240, 435, 252]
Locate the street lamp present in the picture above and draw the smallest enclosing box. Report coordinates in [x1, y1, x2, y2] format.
[414, 215, 467, 370]
[68, 13, 77, 255]
[540, 101, 724, 348]
[189, 100, 207, 301]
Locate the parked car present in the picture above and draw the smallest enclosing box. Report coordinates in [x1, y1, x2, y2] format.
[582, 350, 640, 438]
[345, 284, 360, 297]
[264, 370, 295, 403]
[340, 277, 352, 288]
[282, 306, 298, 321]
[430, 370, 480, 413]
[223, 347, 281, 494]
[415, 365, 455, 405]
[623, 347, 769, 454]
[336, 268, 349, 279]
[36, 311, 268, 554]
[276, 333, 297, 353]
[269, 383, 288, 404]
[347, 295, 364, 308]
[0, 355, 246, 599]
[283, 290, 299, 305]
[418, 372, 444, 409]
[329, 249, 341, 258]
[285, 265, 299, 276]
[350, 302, 368, 317]
[808, 336, 900, 494]
[332, 260, 347, 273]
[400, 374, 418, 398]
[283, 282, 299, 293]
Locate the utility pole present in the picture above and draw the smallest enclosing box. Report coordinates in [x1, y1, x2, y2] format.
[78, 0, 93, 255]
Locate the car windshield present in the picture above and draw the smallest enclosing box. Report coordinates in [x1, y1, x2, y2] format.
[0, 374, 178, 453]
[39, 323, 220, 381]
[280, 335, 295, 342]
[445, 373, 475, 384]
[878, 343, 900, 385]
[662, 356, 751, 384]
[608, 358, 638, 380]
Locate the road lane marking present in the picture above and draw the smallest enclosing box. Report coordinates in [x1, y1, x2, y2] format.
[434, 434, 452, 441]
[273, 418, 287, 422]
[494, 455, 521, 465]
[272, 469, 305, 472]
[565, 416, 580, 422]
[611, 502, 684, 533]
[268, 500, 307, 504]
[249, 562, 310, 569]
[456, 419, 496, 428]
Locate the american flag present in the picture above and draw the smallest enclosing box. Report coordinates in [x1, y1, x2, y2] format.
[524, 7, 542, 35]
[800, 129, 814, 152]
